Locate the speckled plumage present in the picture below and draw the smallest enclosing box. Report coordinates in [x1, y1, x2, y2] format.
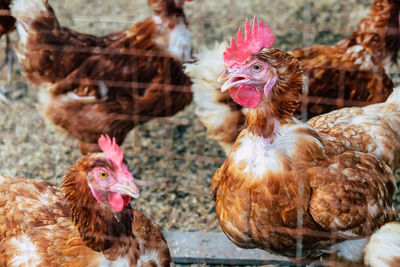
[212, 48, 397, 260]
[0, 152, 171, 266]
[11, 0, 192, 154]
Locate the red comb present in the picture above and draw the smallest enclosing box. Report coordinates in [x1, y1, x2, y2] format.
[98, 135, 124, 168]
[223, 16, 274, 68]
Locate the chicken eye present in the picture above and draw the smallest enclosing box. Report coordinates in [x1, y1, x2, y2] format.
[252, 64, 263, 72]
[98, 170, 108, 178]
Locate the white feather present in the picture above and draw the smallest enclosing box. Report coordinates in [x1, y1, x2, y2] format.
[98, 255, 130, 267]
[12, 0, 49, 47]
[332, 238, 368, 262]
[185, 42, 242, 154]
[137, 250, 161, 267]
[168, 20, 191, 61]
[232, 123, 324, 178]
[98, 81, 109, 98]
[152, 15, 162, 25]
[234, 133, 283, 177]
[364, 222, 400, 267]
[386, 86, 400, 105]
[9, 235, 41, 267]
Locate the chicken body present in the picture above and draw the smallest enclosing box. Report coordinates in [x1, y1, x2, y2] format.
[212, 47, 398, 260]
[0, 139, 171, 266]
[11, 0, 192, 154]
[187, 0, 400, 155]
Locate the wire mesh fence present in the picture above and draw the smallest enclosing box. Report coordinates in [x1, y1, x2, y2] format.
[0, 0, 399, 265]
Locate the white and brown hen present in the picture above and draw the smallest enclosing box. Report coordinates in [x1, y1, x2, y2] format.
[212, 17, 398, 262]
[187, 0, 400, 155]
[0, 135, 171, 266]
[10, 0, 193, 154]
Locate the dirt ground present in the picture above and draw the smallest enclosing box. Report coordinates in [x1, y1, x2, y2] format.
[0, 0, 398, 265]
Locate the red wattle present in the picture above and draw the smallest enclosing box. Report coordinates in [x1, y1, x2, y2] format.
[108, 192, 128, 212]
[229, 84, 261, 108]
[123, 195, 131, 206]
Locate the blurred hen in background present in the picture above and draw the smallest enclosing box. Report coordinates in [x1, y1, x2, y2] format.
[7, 0, 193, 154]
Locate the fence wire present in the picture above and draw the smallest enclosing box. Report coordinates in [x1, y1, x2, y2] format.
[0, 0, 397, 266]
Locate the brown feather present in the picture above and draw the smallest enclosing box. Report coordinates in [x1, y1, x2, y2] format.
[0, 153, 171, 265]
[13, 0, 192, 154]
[290, 0, 399, 117]
[212, 48, 398, 259]
[247, 49, 303, 138]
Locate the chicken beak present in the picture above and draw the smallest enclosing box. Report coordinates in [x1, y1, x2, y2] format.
[110, 179, 140, 199]
[218, 69, 230, 83]
[219, 68, 251, 92]
[221, 76, 250, 92]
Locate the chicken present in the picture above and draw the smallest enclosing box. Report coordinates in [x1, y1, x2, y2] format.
[364, 222, 400, 267]
[211, 17, 398, 261]
[0, 135, 171, 266]
[0, 0, 16, 104]
[10, 0, 193, 154]
[187, 0, 400, 155]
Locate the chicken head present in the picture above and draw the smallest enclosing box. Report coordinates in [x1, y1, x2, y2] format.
[86, 135, 140, 212]
[218, 16, 277, 108]
[219, 59, 278, 108]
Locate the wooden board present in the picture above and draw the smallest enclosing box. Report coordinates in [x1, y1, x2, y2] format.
[163, 231, 365, 266]
[163, 231, 293, 265]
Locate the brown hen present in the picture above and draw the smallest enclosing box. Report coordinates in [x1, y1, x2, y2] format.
[212, 18, 398, 261]
[187, 0, 400, 155]
[291, 0, 400, 118]
[10, 0, 193, 154]
[0, 135, 171, 266]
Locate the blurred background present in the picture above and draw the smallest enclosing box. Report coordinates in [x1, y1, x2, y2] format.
[0, 0, 398, 261]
